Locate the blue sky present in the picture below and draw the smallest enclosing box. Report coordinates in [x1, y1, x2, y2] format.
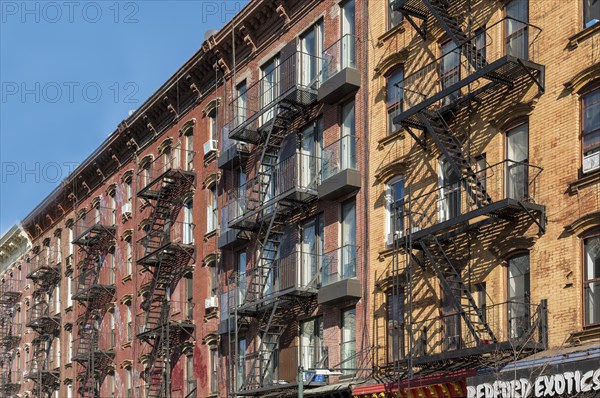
[0, 0, 248, 235]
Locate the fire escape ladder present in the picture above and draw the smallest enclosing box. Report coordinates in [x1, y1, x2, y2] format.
[419, 236, 497, 344]
[417, 110, 492, 208]
[242, 300, 283, 391]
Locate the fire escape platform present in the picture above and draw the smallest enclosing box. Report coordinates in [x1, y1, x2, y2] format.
[72, 224, 117, 246]
[136, 320, 195, 341]
[0, 292, 21, 304]
[26, 265, 60, 281]
[26, 315, 61, 332]
[228, 85, 318, 144]
[394, 56, 545, 129]
[403, 198, 545, 244]
[237, 286, 318, 316]
[137, 242, 195, 267]
[72, 284, 116, 302]
[403, 340, 545, 372]
[72, 349, 116, 364]
[137, 169, 196, 199]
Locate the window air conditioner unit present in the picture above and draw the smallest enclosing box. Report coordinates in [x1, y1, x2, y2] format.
[205, 296, 218, 310]
[204, 140, 218, 156]
[583, 151, 600, 173]
[121, 203, 132, 215]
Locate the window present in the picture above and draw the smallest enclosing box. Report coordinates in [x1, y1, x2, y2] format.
[163, 145, 172, 168]
[237, 338, 246, 389]
[68, 225, 74, 256]
[301, 215, 324, 287]
[109, 192, 116, 224]
[475, 155, 487, 192]
[55, 234, 62, 264]
[110, 312, 116, 347]
[186, 276, 194, 319]
[506, 122, 529, 200]
[209, 109, 218, 142]
[474, 28, 487, 60]
[210, 349, 218, 394]
[237, 250, 247, 305]
[388, 0, 402, 30]
[387, 287, 404, 362]
[54, 283, 61, 314]
[505, 0, 529, 60]
[299, 21, 323, 87]
[124, 176, 133, 206]
[188, 354, 198, 396]
[439, 156, 461, 222]
[126, 369, 132, 398]
[126, 304, 132, 341]
[141, 161, 151, 188]
[508, 253, 531, 338]
[341, 0, 356, 69]
[300, 317, 324, 375]
[184, 199, 194, 244]
[67, 384, 73, 398]
[442, 276, 461, 351]
[236, 80, 247, 127]
[440, 40, 460, 105]
[125, 237, 132, 275]
[341, 199, 357, 280]
[67, 331, 72, 362]
[387, 68, 403, 135]
[584, 236, 600, 326]
[185, 129, 195, 171]
[341, 307, 356, 375]
[386, 176, 404, 245]
[261, 55, 280, 124]
[108, 247, 116, 284]
[341, 100, 357, 171]
[584, 0, 599, 28]
[582, 86, 600, 173]
[207, 186, 218, 233]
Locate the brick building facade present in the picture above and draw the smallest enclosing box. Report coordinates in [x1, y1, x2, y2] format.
[1, 0, 599, 398]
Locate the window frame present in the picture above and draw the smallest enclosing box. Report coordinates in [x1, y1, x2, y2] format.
[387, 0, 403, 31]
[340, 306, 356, 376]
[583, 232, 600, 327]
[386, 286, 405, 363]
[581, 84, 600, 174]
[506, 251, 531, 339]
[386, 67, 404, 136]
[386, 175, 405, 246]
[583, 0, 600, 29]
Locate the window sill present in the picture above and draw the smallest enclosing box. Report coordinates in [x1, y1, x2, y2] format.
[377, 129, 406, 148]
[568, 22, 600, 49]
[567, 169, 600, 194]
[204, 229, 218, 241]
[377, 21, 406, 47]
[567, 324, 600, 345]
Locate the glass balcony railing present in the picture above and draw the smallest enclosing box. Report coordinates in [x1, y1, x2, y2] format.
[321, 135, 357, 182]
[321, 34, 357, 83]
[321, 244, 359, 287]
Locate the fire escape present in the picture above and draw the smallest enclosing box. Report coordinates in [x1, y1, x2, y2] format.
[71, 207, 117, 397]
[222, 49, 323, 396]
[389, 0, 548, 373]
[0, 278, 22, 398]
[136, 150, 196, 398]
[25, 247, 61, 398]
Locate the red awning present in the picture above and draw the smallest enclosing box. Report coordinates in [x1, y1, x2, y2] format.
[353, 369, 476, 398]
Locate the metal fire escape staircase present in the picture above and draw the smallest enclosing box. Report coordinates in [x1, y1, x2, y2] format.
[137, 163, 196, 398]
[72, 216, 117, 398]
[392, 0, 546, 351]
[230, 66, 320, 393]
[0, 280, 21, 398]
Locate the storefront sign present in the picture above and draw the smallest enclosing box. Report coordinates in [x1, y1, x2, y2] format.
[467, 357, 600, 398]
